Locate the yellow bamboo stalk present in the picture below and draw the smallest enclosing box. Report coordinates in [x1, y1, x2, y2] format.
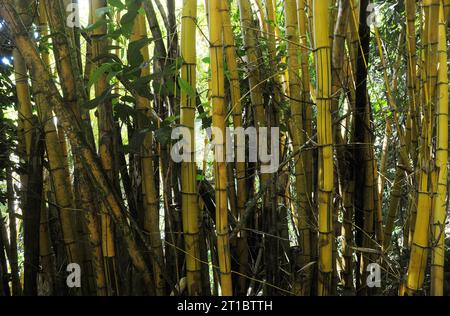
[222, 0, 245, 203]
[267, 0, 290, 95]
[445, 0, 450, 18]
[384, 167, 404, 249]
[35, 2, 87, 275]
[405, 0, 419, 164]
[374, 28, 412, 173]
[130, 12, 165, 296]
[285, 0, 310, 296]
[408, 5, 428, 244]
[313, 0, 333, 296]
[430, 0, 448, 296]
[238, 0, 266, 132]
[222, 0, 249, 295]
[297, 0, 316, 272]
[89, 0, 119, 296]
[265, 0, 290, 195]
[373, 160, 384, 247]
[180, 0, 202, 296]
[237, 1, 274, 262]
[1, 1, 156, 293]
[331, 0, 351, 291]
[13, 49, 33, 160]
[266, 0, 288, 147]
[265, 0, 278, 72]
[12, 0, 33, 159]
[348, 0, 360, 78]
[38, 2, 106, 295]
[238, 0, 267, 128]
[405, 0, 439, 294]
[253, 0, 268, 36]
[209, 0, 233, 296]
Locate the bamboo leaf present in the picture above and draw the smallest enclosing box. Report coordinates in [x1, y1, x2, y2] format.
[88, 63, 114, 89]
[178, 77, 196, 98]
[84, 19, 107, 33]
[154, 125, 172, 145]
[127, 37, 153, 69]
[82, 85, 119, 109]
[108, 0, 126, 10]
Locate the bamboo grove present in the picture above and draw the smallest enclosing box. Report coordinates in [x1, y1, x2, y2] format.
[0, 0, 448, 296]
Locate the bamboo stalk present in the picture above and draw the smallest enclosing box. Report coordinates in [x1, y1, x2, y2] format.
[41, 0, 88, 274]
[285, 0, 310, 296]
[89, 0, 119, 296]
[222, 1, 249, 295]
[209, 0, 233, 296]
[0, 0, 156, 293]
[180, 0, 202, 296]
[131, 12, 165, 296]
[405, 0, 439, 295]
[313, 0, 333, 296]
[430, 0, 448, 296]
[6, 162, 22, 295]
[297, 1, 316, 289]
[384, 167, 404, 249]
[405, 0, 419, 165]
[238, 0, 269, 162]
[13, 48, 33, 161]
[39, 175, 57, 295]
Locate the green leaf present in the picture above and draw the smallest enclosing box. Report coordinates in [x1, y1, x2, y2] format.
[115, 103, 136, 123]
[196, 174, 205, 181]
[133, 74, 155, 88]
[105, 45, 123, 51]
[108, 0, 126, 10]
[127, 37, 152, 69]
[121, 95, 136, 104]
[84, 19, 107, 32]
[120, 0, 141, 35]
[178, 77, 196, 98]
[120, 12, 138, 34]
[95, 7, 111, 17]
[130, 75, 154, 100]
[88, 63, 114, 89]
[91, 53, 122, 64]
[82, 85, 119, 109]
[154, 126, 172, 145]
[163, 115, 179, 126]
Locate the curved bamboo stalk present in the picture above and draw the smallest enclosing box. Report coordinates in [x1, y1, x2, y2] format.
[0, 0, 156, 294]
[41, 0, 89, 274]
